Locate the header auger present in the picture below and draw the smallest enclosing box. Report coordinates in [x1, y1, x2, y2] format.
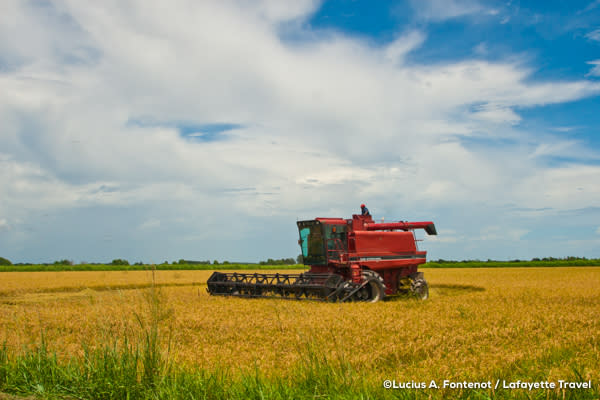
[207, 208, 437, 302]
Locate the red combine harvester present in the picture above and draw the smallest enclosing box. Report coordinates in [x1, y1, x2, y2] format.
[207, 209, 437, 302]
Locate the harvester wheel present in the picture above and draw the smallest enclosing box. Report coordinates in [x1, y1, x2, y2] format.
[410, 278, 429, 300]
[359, 270, 386, 303]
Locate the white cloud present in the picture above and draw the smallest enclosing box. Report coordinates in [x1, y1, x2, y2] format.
[473, 42, 488, 56]
[587, 60, 600, 77]
[528, 141, 580, 159]
[552, 126, 579, 133]
[0, 1, 599, 261]
[0, 218, 9, 231]
[585, 29, 600, 41]
[384, 31, 426, 63]
[478, 226, 528, 241]
[409, 0, 485, 21]
[580, 0, 600, 14]
[252, 0, 321, 23]
[508, 229, 529, 241]
[514, 165, 600, 210]
[428, 229, 460, 243]
[139, 219, 161, 230]
[470, 103, 521, 124]
[596, 227, 600, 235]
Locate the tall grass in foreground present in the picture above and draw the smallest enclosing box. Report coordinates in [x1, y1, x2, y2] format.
[1, 275, 598, 400]
[1, 339, 597, 399]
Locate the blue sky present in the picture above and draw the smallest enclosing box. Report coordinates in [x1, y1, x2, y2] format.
[0, 0, 599, 263]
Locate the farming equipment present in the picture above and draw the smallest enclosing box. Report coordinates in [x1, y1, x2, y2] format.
[207, 209, 437, 302]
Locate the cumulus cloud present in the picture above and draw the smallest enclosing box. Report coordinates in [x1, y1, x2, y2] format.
[0, 1, 599, 261]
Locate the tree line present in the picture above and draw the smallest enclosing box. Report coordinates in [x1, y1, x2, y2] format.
[0, 256, 305, 266]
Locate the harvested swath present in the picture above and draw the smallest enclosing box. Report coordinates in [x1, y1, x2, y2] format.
[0, 270, 305, 296]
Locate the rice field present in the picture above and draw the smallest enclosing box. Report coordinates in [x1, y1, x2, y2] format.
[1, 267, 599, 398]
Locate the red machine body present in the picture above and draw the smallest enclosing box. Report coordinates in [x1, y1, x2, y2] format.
[299, 214, 436, 296]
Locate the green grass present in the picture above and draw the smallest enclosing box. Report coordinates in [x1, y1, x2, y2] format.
[0, 340, 372, 400]
[1, 337, 597, 399]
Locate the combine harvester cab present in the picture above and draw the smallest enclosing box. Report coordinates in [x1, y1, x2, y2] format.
[207, 211, 436, 302]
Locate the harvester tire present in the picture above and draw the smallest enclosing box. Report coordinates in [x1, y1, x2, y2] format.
[360, 270, 386, 303]
[410, 278, 429, 300]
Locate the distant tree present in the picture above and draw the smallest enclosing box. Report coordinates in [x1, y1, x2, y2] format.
[213, 260, 219, 265]
[223, 261, 230, 265]
[111, 259, 130, 266]
[296, 254, 303, 264]
[54, 259, 73, 265]
[0, 257, 11, 266]
[258, 257, 299, 265]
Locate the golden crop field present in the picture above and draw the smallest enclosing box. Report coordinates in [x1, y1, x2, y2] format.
[1, 267, 599, 389]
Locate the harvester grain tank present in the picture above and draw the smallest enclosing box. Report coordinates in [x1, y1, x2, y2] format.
[207, 209, 437, 302]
